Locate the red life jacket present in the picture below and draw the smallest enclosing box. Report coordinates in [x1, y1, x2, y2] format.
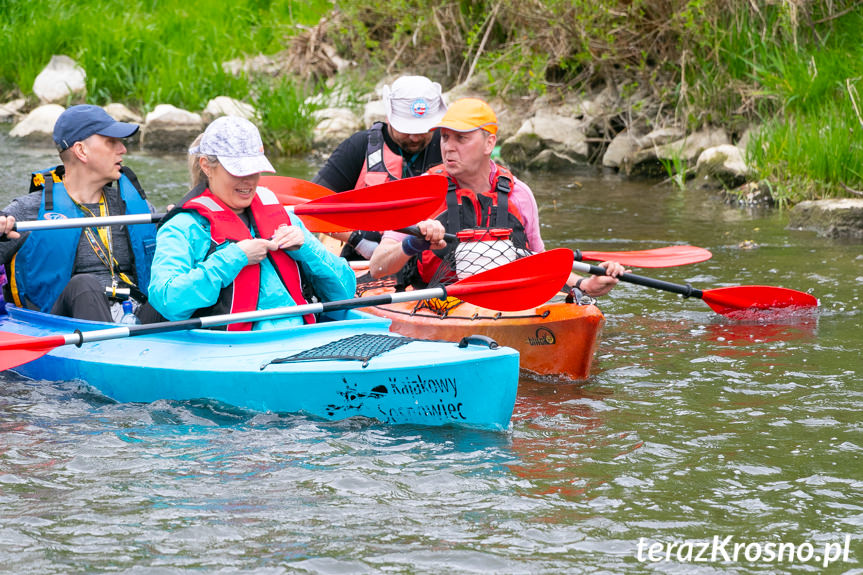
[355, 122, 404, 188]
[416, 164, 529, 285]
[182, 187, 315, 330]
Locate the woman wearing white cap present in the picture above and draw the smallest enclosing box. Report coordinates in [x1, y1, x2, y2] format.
[148, 116, 356, 330]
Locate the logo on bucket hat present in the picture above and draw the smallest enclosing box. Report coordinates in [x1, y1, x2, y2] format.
[411, 99, 428, 118]
[383, 76, 447, 134]
[53, 104, 139, 152]
[188, 116, 275, 177]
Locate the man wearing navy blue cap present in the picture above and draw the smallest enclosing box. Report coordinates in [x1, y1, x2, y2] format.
[0, 104, 162, 323]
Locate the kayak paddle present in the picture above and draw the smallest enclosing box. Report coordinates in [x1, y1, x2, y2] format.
[12, 176, 447, 235]
[258, 175, 334, 203]
[258, 180, 712, 267]
[0, 248, 574, 371]
[573, 245, 712, 267]
[290, 175, 447, 233]
[396, 226, 712, 268]
[571, 260, 818, 317]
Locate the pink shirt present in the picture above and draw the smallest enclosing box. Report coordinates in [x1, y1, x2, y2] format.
[383, 161, 545, 252]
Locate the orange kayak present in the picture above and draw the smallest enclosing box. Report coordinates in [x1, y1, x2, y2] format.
[355, 279, 604, 381]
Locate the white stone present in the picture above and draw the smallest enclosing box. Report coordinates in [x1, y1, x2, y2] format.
[603, 129, 642, 168]
[0, 98, 27, 122]
[696, 144, 749, 176]
[514, 110, 589, 159]
[9, 104, 65, 140]
[203, 96, 256, 120]
[144, 104, 202, 126]
[222, 53, 281, 77]
[103, 103, 142, 123]
[362, 99, 387, 128]
[32, 55, 87, 104]
[312, 107, 362, 148]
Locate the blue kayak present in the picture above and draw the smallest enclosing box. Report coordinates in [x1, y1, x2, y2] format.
[0, 306, 520, 430]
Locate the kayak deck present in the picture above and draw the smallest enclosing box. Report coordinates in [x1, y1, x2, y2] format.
[0, 306, 520, 430]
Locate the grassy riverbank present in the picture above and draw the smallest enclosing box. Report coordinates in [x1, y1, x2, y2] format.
[1, 0, 861, 203]
[0, 0, 329, 153]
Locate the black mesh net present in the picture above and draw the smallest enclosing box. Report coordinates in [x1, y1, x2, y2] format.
[430, 228, 532, 286]
[416, 228, 533, 317]
[352, 228, 548, 319]
[263, 333, 418, 369]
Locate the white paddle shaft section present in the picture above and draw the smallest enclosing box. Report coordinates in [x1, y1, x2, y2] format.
[352, 259, 606, 273]
[69, 287, 452, 346]
[196, 287, 448, 327]
[572, 261, 593, 274]
[14, 213, 164, 231]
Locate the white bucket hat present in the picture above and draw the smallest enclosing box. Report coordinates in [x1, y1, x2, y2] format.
[383, 76, 447, 135]
[189, 116, 275, 177]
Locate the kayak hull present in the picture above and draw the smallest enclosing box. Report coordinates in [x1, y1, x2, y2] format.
[356, 286, 605, 381]
[0, 307, 520, 430]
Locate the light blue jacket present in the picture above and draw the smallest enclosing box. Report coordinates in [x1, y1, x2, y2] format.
[148, 210, 356, 330]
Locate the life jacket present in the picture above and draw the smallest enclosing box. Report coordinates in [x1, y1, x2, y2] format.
[414, 164, 528, 286]
[337, 122, 405, 260]
[179, 185, 315, 330]
[355, 122, 404, 188]
[8, 165, 156, 313]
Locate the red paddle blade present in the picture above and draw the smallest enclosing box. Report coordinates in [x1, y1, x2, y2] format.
[447, 248, 574, 311]
[0, 332, 69, 371]
[702, 285, 818, 317]
[292, 175, 448, 233]
[578, 245, 712, 268]
[258, 176, 333, 204]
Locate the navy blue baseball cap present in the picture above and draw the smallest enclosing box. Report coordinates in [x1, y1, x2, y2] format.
[53, 104, 139, 151]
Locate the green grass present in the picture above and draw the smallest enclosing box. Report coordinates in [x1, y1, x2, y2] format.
[1, 0, 862, 202]
[747, 97, 863, 206]
[0, 0, 330, 151]
[665, 3, 863, 203]
[255, 77, 319, 155]
[712, 7, 863, 203]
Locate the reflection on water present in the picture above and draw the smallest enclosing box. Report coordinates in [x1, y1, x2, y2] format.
[2, 128, 863, 573]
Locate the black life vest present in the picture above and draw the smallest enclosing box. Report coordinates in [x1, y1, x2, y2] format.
[413, 164, 528, 285]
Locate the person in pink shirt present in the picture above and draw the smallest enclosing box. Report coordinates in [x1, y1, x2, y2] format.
[370, 97, 624, 299]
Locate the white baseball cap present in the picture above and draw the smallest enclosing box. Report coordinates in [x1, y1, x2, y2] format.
[383, 76, 447, 134]
[189, 116, 275, 177]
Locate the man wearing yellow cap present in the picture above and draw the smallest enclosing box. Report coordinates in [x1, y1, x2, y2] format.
[370, 97, 625, 299]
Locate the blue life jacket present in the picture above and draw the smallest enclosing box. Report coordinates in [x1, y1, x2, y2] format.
[9, 166, 156, 312]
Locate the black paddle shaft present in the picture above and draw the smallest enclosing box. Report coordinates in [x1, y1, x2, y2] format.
[393, 231, 713, 300]
[579, 262, 706, 300]
[397, 226, 458, 243]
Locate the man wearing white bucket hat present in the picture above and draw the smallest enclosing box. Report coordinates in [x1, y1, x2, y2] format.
[312, 75, 448, 260]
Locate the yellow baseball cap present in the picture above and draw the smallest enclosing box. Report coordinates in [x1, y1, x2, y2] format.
[435, 98, 498, 135]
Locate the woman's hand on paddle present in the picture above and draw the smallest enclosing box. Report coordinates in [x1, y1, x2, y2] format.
[0, 214, 20, 241]
[271, 224, 304, 252]
[416, 219, 447, 250]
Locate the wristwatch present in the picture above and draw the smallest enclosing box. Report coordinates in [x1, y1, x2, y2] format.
[347, 230, 363, 248]
[573, 277, 586, 296]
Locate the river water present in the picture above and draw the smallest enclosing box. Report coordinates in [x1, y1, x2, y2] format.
[1, 129, 861, 574]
